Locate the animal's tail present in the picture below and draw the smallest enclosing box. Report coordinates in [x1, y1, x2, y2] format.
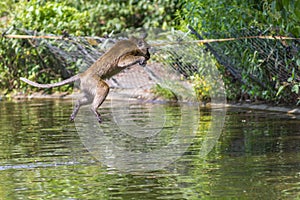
[20, 74, 80, 88]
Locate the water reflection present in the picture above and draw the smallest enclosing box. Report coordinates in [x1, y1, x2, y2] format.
[75, 101, 202, 172]
[0, 100, 299, 199]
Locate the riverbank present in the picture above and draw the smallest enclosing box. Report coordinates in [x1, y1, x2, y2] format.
[2, 88, 300, 115]
[3, 62, 299, 114]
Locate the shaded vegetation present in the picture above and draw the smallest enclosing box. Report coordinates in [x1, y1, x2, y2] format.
[0, 0, 181, 95]
[151, 84, 178, 101]
[177, 0, 300, 104]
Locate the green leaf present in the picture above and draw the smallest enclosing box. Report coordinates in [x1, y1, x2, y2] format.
[296, 59, 300, 67]
[292, 85, 299, 94]
[276, 85, 286, 96]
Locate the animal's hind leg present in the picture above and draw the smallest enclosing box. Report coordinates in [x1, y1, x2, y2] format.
[91, 79, 110, 123]
[70, 94, 92, 121]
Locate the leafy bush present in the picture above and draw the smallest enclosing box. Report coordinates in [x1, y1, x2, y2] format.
[0, 0, 182, 94]
[13, 1, 90, 36]
[2, 0, 182, 36]
[190, 74, 211, 103]
[151, 84, 178, 101]
[177, 0, 300, 104]
[62, 0, 183, 36]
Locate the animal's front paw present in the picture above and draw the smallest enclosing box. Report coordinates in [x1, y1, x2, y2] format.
[139, 57, 147, 67]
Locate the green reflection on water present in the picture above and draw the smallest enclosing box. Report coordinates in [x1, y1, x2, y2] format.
[0, 100, 299, 199]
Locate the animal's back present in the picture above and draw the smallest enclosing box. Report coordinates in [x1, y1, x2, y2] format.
[81, 40, 140, 79]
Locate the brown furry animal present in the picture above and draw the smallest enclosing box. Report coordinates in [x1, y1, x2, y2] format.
[21, 36, 150, 123]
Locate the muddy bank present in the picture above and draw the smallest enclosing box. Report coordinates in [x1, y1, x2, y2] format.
[226, 103, 300, 114]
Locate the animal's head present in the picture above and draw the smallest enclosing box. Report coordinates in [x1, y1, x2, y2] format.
[108, 33, 151, 69]
[129, 33, 151, 61]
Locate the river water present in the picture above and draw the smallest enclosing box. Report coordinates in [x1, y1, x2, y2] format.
[0, 99, 299, 199]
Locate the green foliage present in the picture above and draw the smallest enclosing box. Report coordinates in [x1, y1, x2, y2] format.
[177, 0, 300, 104]
[273, 0, 300, 36]
[0, 36, 75, 94]
[177, 0, 299, 36]
[2, 0, 182, 36]
[190, 74, 211, 103]
[151, 84, 178, 101]
[0, 0, 181, 94]
[13, 1, 90, 36]
[75, 0, 183, 36]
